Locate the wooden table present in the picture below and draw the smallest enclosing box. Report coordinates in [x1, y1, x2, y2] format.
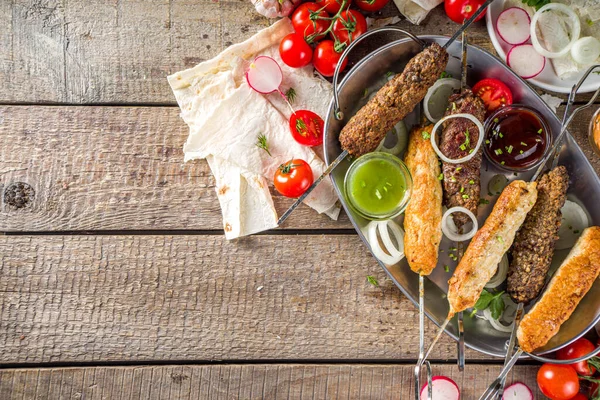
[1, 1, 598, 398]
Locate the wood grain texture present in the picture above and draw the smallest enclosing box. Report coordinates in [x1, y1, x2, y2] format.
[1, 0, 566, 104]
[1, 105, 598, 232]
[0, 364, 548, 399]
[0, 234, 493, 364]
[0, 106, 350, 231]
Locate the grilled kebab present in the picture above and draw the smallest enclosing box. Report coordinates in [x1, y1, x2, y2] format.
[403, 125, 443, 275]
[439, 90, 486, 230]
[339, 43, 449, 157]
[507, 166, 569, 304]
[447, 180, 538, 314]
[517, 226, 600, 353]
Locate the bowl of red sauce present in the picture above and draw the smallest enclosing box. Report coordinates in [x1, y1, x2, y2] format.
[483, 105, 552, 171]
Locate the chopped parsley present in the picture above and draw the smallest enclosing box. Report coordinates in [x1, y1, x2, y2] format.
[438, 173, 444, 181]
[440, 71, 452, 79]
[479, 198, 490, 205]
[469, 179, 474, 184]
[367, 276, 379, 286]
[422, 131, 431, 140]
[506, 145, 513, 154]
[520, 142, 528, 146]
[462, 194, 470, 199]
[444, 265, 450, 273]
[495, 148, 503, 156]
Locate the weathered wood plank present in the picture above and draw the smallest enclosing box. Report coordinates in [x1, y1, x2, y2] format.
[1, 234, 492, 363]
[0, 364, 549, 399]
[1, 105, 598, 232]
[2, 0, 577, 104]
[0, 105, 350, 231]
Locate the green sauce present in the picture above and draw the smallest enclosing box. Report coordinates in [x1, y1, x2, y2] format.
[346, 156, 408, 217]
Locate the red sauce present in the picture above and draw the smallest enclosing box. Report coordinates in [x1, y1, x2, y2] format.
[485, 107, 550, 170]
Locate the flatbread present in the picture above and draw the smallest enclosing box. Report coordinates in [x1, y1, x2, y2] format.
[167, 18, 340, 239]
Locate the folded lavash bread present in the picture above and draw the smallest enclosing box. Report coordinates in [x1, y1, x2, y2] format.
[393, 0, 443, 25]
[167, 18, 340, 239]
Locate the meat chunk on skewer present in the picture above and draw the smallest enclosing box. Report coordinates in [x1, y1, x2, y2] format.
[507, 166, 569, 304]
[439, 90, 486, 230]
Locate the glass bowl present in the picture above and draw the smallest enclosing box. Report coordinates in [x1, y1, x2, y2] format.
[343, 152, 412, 221]
[483, 105, 553, 172]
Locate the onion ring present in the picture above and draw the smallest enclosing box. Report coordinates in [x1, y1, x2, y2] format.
[366, 220, 405, 265]
[442, 206, 478, 241]
[376, 122, 408, 156]
[485, 254, 509, 289]
[424, 78, 461, 123]
[530, 3, 581, 59]
[430, 113, 484, 164]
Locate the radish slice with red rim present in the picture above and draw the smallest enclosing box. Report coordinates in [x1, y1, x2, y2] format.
[502, 382, 533, 400]
[430, 113, 484, 164]
[245, 56, 283, 94]
[496, 7, 531, 45]
[420, 376, 460, 400]
[507, 44, 546, 79]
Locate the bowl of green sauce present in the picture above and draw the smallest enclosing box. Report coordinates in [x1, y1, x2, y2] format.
[344, 152, 412, 221]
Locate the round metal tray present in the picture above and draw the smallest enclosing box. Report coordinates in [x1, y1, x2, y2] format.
[323, 35, 600, 358]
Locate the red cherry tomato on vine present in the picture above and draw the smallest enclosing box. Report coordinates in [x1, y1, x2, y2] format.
[537, 364, 579, 400]
[331, 10, 367, 46]
[289, 110, 324, 146]
[315, 0, 351, 14]
[355, 0, 389, 12]
[274, 159, 314, 198]
[444, 0, 487, 24]
[312, 40, 348, 77]
[556, 338, 597, 376]
[279, 33, 313, 68]
[292, 3, 330, 41]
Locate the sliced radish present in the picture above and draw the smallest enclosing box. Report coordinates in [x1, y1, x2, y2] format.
[502, 382, 533, 400]
[245, 56, 283, 94]
[507, 44, 546, 79]
[496, 7, 531, 45]
[420, 376, 460, 400]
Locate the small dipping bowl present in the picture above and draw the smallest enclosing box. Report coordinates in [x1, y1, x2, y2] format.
[483, 105, 552, 172]
[343, 152, 412, 221]
[590, 107, 600, 158]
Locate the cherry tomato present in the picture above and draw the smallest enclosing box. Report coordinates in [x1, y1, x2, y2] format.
[312, 40, 348, 77]
[279, 33, 313, 68]
[557, 338, 597, 376]
[355, 0, 389, 12]
[292, 3, 330, 41]
[289, 110, 324, 146]
[274, 159, 314, 198]
[315, 0, 351, 14]
[569, 394, 587, 400]
[537, 364, 580, 400]
[444, 0, 487, 24]
[472, 78, 513, 113]
[331, 10, 367, 45]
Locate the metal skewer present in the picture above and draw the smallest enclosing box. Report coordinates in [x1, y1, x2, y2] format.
[479, 65, 600, 400]
[276, 0, 498, 226]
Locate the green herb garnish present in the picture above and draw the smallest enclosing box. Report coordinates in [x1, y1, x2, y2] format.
[367, 276, 379, 286]
[285, 87, 297, 104]
[471, 289, 505, 319]
[256, 133, 272, 156]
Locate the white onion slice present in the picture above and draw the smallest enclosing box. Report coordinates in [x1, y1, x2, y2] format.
[441, 207, 478, 242]
[530, 3, 581, 59]
[430, 113, 484, 164]
[483, 308, 514, 333]
[245, 56, 283, 94]
[366, 220, 405, 265]
[556, 200, 590, 250]
[424, 78, 461, 123]
[376, 121, 408, 156]
[485, 254, 509, 289]
[571, 36, 600, 65]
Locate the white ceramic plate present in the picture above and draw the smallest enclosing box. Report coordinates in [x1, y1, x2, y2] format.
[485, 0, 600, 93]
